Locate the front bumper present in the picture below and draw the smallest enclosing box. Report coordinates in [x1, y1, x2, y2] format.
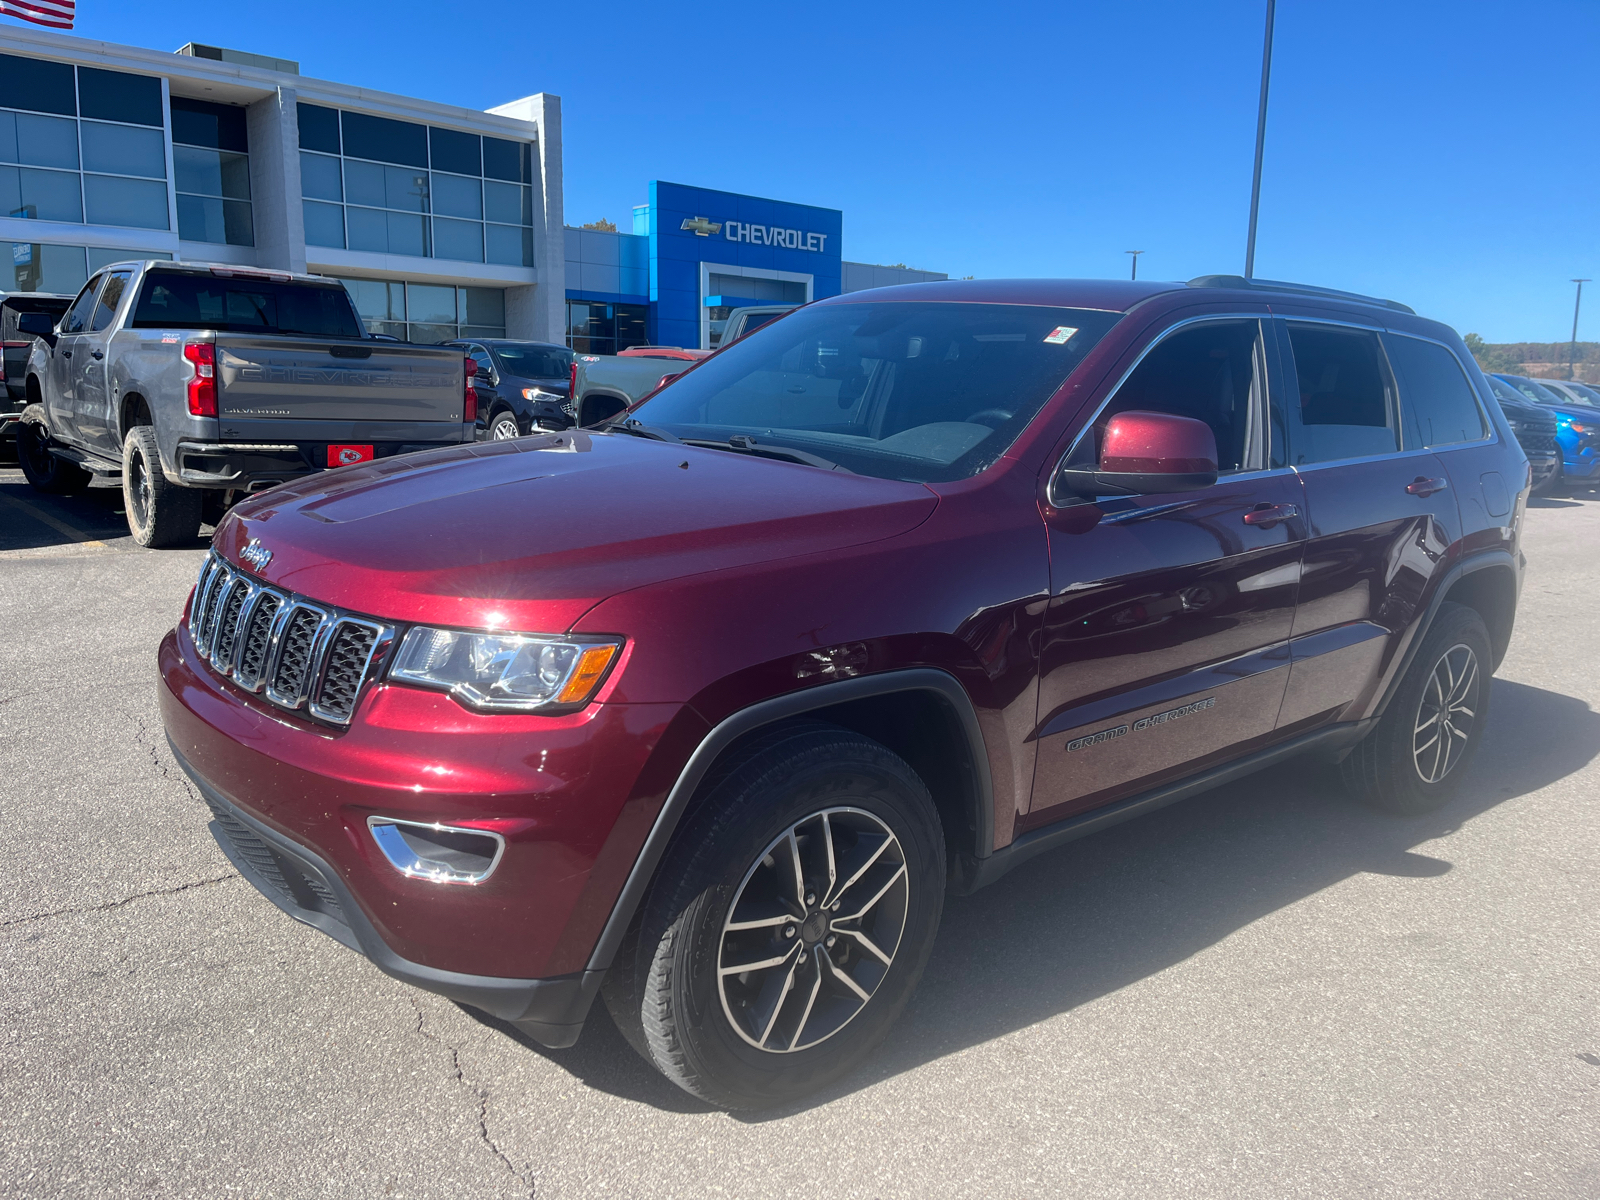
[171, 739, 602, 1047]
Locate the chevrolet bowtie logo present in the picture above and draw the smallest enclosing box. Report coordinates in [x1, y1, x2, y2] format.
[680, 216, 722, 236]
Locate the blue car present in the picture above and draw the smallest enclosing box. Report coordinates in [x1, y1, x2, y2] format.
[1492, 373, 1600, 495]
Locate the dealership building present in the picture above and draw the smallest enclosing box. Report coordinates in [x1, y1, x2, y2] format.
[0, 25, 943, 352]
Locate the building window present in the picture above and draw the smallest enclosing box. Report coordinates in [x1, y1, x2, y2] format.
[171, 96, 253, 247]
[566, 300, 648, 355]
[5, 241, 171, 294]
[0, 53, 169, 234]
[298, 103, 535, 266]
[333, 276, 506, 343]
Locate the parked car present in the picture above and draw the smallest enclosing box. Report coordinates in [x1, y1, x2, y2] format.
[709, 303, 798, 349]
[1482, 374, 1561, 494]
[1, 290, 72, 443]
[161, 274, 1527, 1110]
[16, 262, 474, 546]
[1492, 373, 1600, 493]
[1535, 378, 1600, 407]
[446, 339, 574, 441]
[570, 345, 711, 427]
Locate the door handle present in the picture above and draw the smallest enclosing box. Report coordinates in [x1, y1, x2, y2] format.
[1406, 476, 1449, 497]
[1242, 502, 1299, 528]
[91, 350, 104, 360]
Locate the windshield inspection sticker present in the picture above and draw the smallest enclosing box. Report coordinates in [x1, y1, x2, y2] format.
[1065, 696, 1216, 752]
[1043, 326, 1079, 345]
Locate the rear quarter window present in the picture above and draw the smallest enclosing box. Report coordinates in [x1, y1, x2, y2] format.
[1382, 334, 1487, 449]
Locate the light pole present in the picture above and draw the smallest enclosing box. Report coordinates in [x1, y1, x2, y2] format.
[1569, 279, 1590, 381]
[1126, 250, 1144, 280]
[1244, 0, 1276, 279]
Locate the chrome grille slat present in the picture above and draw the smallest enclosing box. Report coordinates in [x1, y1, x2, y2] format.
[310, 620, 385, 723]
[189, 552, 392, 727]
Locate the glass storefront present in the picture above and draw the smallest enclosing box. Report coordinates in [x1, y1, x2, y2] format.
[299, 104, 535, 267]
[566, 300, 647, 354]
[172, 97, 253, 247]
[333, 276, 506, 343]
[0, 54, 171, 234]
[5, 241, 171, 294]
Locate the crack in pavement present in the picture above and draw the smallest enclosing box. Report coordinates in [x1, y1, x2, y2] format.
[1, 873, 240, 929]
[133, 716, 199, 803]
[411, 996, 536, 1198]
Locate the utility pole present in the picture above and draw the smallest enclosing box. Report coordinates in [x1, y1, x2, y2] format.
[1126, 250, 1144, 280]
[1569, 279, 1589, 380]
[1244, 0, 1276, 279]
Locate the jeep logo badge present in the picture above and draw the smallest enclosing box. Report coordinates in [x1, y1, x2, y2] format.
[240, 538, 273, 571]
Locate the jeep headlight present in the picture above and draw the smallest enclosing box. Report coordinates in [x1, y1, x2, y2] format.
[390, 628, 621, 711]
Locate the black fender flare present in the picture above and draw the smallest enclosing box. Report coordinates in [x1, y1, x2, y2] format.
[584, 668, 994, 973]
[1372, 547, 1519, 717]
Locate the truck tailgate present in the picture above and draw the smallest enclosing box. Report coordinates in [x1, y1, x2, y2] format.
[215, 336, 464, 423]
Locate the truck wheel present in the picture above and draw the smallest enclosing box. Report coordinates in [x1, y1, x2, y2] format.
[1341, 602, 1492, 816]
[1533, 459, 1566, 498]
[488, 411, 521, 441]
[602, 724, 946, 1109]
[16, 420, 91, 495]
[122, 426, 201, 548]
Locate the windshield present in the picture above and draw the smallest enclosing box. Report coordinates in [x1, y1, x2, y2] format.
[1556, 381, 1599, 406]
[627, 301, 1122, 482]
[492, 345, 571, 378]
[1497, 374, 1567, 405]
[131, 272, 365, 338]
[1485, 375, 1527, 406]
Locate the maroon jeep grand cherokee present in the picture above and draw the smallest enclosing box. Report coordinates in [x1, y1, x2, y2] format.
[160, 276, 1528, 1108]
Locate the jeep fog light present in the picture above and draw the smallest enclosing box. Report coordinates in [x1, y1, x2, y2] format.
[390, 628, 620, 712]
[368, 817, 505, 885]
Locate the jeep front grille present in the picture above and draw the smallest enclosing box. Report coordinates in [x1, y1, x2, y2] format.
[187, 553, 393, 728]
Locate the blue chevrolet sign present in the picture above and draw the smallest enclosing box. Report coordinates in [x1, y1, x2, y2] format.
[646, 181, 843, 348]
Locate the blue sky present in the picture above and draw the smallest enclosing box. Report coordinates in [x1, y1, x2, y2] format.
[49, 0, 1600, 342]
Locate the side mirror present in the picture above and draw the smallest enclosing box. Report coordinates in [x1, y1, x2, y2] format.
[17, 311, 57, 346]
[1057, 410, 1219, 498]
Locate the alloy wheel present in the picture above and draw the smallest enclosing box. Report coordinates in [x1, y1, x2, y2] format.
[491, 416, 520, 440]
[717, 807, 909, 1053]
[1413, 642, 1479, 784]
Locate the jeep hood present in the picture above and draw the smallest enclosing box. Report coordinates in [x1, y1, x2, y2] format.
[214, 432, 938, 631]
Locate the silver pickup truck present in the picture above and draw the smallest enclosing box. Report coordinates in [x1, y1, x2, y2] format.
[16, 261, 472, 547]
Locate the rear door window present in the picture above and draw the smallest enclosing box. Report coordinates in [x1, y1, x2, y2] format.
[1279, 323, 1398, 464]
[1383, 333, 1486, 449]
[90, 270, 133, 332]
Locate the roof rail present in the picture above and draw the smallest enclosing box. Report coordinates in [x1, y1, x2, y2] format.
[1186, 275, 1415, 315]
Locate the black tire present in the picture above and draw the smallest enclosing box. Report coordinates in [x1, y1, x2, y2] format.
[16, 420, 91, 495]
[488, 410, 522, 441]
[1533, 459, 1565, 498]
[122, 425, 202, 548]
[1341, 602, 1492, 815]
[603, 723, 946, 1110]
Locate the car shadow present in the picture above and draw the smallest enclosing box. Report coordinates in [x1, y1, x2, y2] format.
[0, 472, 213, 551]
[475, 678, 1598, 1117]
[1528, 497, 1584, 509]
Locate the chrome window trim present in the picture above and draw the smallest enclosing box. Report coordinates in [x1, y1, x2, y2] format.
[1288, 446, 1442, 475]
[1047, 312, 1274, 507]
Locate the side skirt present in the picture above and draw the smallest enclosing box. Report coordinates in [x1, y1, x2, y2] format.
[950, 718, 1375, 895]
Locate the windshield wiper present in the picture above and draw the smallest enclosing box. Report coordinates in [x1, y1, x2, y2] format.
[682, 436, 850, 473]
[602, 417, 682, 443]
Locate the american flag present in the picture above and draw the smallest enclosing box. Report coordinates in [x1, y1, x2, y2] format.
[0, 0, 74, 29]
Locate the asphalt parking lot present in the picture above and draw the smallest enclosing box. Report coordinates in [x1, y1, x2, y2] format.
[2, 466, 1597, 1199]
